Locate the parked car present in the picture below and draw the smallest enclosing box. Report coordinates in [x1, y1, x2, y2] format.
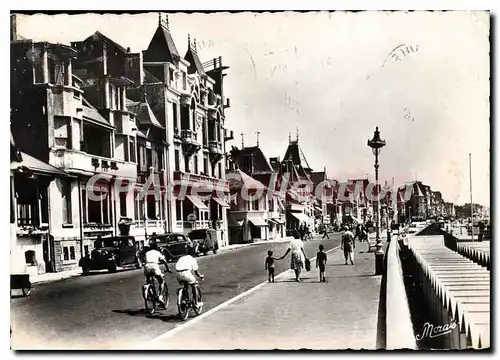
[150, 233, 194, 262]
[188, 229, 218, 255]
[79, 236, 139, 274]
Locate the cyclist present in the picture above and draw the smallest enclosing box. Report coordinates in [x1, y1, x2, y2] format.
[175, 245, 204, 309]
[143, 241, 171, 306]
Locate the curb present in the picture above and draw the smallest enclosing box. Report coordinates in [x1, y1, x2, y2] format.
[217, 237, 293, 253]
[31, 272, 82, 285]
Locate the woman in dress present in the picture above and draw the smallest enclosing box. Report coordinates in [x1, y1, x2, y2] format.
[279, 237, 308, 281]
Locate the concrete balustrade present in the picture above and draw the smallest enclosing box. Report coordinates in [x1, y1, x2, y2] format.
[407, 235, 490, 349]
[385, 239, 417, 349]
[456, 242, 490, 269]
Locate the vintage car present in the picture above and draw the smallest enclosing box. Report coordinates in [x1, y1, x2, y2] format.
[188, 229, 218, 255]
[149, 233, 194, 262]
[79, 236, 139, 274]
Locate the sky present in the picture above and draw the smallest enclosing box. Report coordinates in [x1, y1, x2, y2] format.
[13, 11, 490, 206]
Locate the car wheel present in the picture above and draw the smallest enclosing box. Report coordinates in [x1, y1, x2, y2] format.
[82, 267, 89, 275]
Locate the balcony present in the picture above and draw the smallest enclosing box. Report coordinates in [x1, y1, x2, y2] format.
[51, 149, 136, 179]
[224, 129, 234, 141]
[176, 220, 211, 231]
[137, 169, 164, 186]
[180, 129, 199, 145]
[208, 140, 223, 155]
[173, 170, 229, 192]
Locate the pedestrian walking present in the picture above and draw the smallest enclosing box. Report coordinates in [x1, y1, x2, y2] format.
[265, 250, 278, 283]
[316, 244, 327, 282]
[341, 226, 355, 265]
[322, 225, 329, 239]
[279, 237, 308, 282]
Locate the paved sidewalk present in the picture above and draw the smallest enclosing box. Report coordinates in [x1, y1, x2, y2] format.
[146, 245, 383, 350]
[30, 268, 83, 285]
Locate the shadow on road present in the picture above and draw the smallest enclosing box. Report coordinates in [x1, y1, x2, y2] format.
[112, 309, 184, 323]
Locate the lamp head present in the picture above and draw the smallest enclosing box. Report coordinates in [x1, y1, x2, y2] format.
[367, 126, 386, 152]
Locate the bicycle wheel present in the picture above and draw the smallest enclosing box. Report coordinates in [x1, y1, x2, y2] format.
[160, 282, 169, 310]
[143, 285, 156, 315]
[193, 286, 203, 315]
[177, 287, 190, 320]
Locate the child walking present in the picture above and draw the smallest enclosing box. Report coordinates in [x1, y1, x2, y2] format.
[265, 250, 278, 282]
[316, 244, 327, 282]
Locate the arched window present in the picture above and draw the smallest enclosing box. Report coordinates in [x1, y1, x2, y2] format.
[25, 250, 36, 266]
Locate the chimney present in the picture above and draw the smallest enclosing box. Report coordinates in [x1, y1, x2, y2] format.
[11, 14, 17, 41]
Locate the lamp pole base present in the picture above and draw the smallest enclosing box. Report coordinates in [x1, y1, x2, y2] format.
[375, 251, 384, 275]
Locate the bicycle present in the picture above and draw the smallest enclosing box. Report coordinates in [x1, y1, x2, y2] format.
[177, 277, 204, 320]
[142, 269, 171, 315]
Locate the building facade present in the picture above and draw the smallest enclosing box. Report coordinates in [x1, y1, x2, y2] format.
[10, 15, 234, 274]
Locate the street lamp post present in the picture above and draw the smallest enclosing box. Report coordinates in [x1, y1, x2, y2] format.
[368, 127, 386, 275]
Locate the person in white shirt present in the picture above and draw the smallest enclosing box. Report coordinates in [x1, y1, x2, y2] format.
[175, 246, 204, 307]
[278, 237, 308, 282]
[143, 242, 171, 306]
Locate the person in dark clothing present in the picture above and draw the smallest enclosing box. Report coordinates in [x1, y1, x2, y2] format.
[322, 225, 329, 239]
[478, 221, 485, 241]
[265, 250, 278, 282]
[316, 244, 327, 282]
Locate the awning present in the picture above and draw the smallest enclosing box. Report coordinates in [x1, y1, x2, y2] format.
[228, 216, 244, 227]
[212, 196, 230, 207]
[269, 218, 285, 225]
[290, 212, 311, 223]
[11, 152, 68, 177]
[186, 194, 209, 210]
[247, 214, 268, 227]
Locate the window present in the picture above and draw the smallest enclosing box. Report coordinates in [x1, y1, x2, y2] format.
[129, 139, 136, 163]
[174, 149, 180, 171]
[182, 72, 187, 90]
[61, 180, 72, 224]
[253, 199, 259, 211]
[120, 191, 127, 217]
[25, 250, 36, 265]
[202, 117, 208, 145]
[54, 117, 71, 149]
[82, 185, 110, 224]
[194, 155, 198, 174]
[269, 199, 274, 212]
[135, 195, 145, 221]
[115, 86, 121, 110]
[62, 246, 76, 261]
[185, 155, 190, 172]
[218, 162, 222, 179]
[169, 69, 174, 84]
[203, 156, 209, 175]
[173, 103, 178, 134]
[146, 195, 158, 220]
[176, 200, 182, 221]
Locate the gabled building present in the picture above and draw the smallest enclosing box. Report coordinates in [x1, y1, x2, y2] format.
[137, 15, 232, 247]
[280, 135, 315, 231]
[227, 145, 287, 242]
[70, 31, 164, 246]
[226, 169, 270, 244]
